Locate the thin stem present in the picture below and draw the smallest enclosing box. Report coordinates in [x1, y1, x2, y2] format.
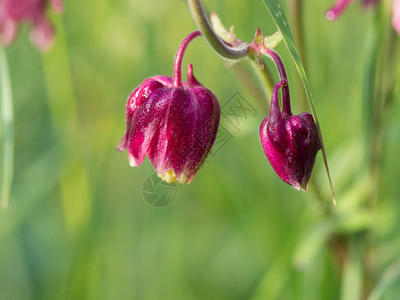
[270, 80, 288, 123]
[288, 0, 308, 111]
[261, 48, 291, 115]
[288, 0, 305, 62]
[367, 13, 398, 210]
[207, 12, 275, 107]
[187, 0, 250, 60]
[173, 30, 202, 88]
[356, 2, 398, 297]
[0, 46, 14, 209]
[364, 6, 399, 297]
[186, 0, 286, 115]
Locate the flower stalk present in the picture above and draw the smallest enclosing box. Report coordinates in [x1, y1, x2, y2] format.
[187, 0, 249, 60]
[0, 46, 14, 209]
[173, 30, 202, 87]
[187, 0, 330, 198]
[259, 47, 291, 114]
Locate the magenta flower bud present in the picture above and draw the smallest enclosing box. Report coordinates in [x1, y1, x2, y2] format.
[259, 80, 321, 191]
[0, 0, 64, 50]
[117, 31, 220, 184]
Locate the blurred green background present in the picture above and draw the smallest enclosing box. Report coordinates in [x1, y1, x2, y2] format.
[1, 0, 400, 299]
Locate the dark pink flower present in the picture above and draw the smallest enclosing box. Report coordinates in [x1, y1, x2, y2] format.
[0, 0, 64, 51]
[259, 80, 320, 191]
[117, 31, 220, 184]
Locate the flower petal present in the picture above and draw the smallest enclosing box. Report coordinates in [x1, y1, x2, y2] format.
[6, 0, 45, 20]
[0, 17, 18, 46]
[260, 117, 301, 190]
[49, 0, 64, 14]
[127, 86, 172, 167]
[30, 14, 54, 51]
[182, 87, 220, 183]
[147, 88, 187, 176]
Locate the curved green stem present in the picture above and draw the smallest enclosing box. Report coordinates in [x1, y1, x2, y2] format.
[187, 0, 278, 110]
[187, 0, 249, 60]
[0, 46, 14, 209]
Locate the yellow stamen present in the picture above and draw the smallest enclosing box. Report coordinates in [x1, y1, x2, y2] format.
[157, 170, 177, 184]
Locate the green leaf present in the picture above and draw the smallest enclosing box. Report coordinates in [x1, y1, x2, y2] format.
[0, 46, 14, 209]
[368, 259, 400, 300]
[263, 31, 283, 49]
[262, 0, 336, 205]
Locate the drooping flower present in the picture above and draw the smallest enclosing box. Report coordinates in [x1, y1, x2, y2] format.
[259, 80, 321, 191]
[0, 0, 64, 51]
[117, 31, 220, 184]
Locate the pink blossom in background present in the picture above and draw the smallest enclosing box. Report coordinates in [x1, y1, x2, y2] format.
[0, 0, 64, 51]
[326, 0, 378, 21]
[327, 0, 400, 36]
[393, 0, 400, 35]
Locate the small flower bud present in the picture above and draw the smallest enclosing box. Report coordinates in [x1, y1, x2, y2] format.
[259, 80, 320, 191]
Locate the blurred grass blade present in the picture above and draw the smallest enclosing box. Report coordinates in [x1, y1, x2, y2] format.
[293, 221, 334, 270]
[42, 18, 93, 238]
[0, 46, 14, 209]
[340, 240, 362, 300]
[368, 259, 400, 300]
[0, 148, 58, 242]
[251, 244, 292, 299]
[262, 0, 336, 205]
